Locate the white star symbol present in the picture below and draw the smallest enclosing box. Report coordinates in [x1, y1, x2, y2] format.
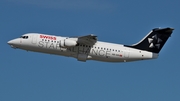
[148, 34, 163, 49]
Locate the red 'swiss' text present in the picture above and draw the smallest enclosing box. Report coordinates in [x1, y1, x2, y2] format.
[40, 35, 56, 40]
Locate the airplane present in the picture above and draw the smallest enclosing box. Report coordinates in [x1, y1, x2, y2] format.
[7, 27, 174, 62]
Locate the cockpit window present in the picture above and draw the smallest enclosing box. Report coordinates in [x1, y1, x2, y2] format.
[20, 36, 28, 39]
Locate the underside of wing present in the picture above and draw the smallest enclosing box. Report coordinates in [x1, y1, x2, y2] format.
[76, 34, 97, 46]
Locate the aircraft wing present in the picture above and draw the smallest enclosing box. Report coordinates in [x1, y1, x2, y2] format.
[76, 34, 97, 46]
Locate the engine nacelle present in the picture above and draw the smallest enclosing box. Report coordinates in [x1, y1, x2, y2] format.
[60, 39, 77, 47]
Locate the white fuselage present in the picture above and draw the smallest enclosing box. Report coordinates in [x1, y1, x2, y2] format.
[8, 33, 158, 62]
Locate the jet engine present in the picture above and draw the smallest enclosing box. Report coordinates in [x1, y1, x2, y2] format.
[60, 39, 77, 47]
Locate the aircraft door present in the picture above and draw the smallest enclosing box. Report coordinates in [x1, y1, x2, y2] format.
[20, 37, 22, 44]
[124, 48, 129, 58]
[31, 34, 37, 44]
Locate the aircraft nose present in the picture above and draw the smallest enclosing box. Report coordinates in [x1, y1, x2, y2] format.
[7, 39, 20, 48]
[7, 39, 17, 45]
[7, 40, 13, 45]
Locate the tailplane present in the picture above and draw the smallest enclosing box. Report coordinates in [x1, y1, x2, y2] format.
[126, 27, 174, 53]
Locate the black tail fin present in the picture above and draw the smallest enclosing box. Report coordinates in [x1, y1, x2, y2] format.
[127, 27, 174, 53]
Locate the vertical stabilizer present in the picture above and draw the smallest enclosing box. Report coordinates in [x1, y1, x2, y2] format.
[127, 27, 174, 53]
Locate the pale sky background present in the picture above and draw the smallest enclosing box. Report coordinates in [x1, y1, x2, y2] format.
[1, 0, 180, 101]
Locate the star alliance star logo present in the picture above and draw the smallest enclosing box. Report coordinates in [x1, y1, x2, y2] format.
[148, 34, 163, 49]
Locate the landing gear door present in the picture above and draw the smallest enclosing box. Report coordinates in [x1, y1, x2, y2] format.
[31, 34, 37, 44]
